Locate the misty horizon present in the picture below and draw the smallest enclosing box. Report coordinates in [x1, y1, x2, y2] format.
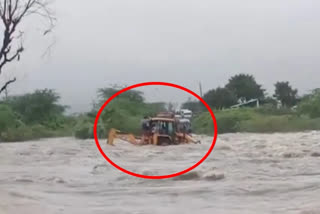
[0, 0, 319, 113]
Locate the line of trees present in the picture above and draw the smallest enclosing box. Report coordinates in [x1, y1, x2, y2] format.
[0, 82, 319, 141]
[183, 73, 309, 112]
[0, 88, 73, 141]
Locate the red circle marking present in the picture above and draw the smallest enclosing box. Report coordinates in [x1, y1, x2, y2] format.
[93, 82, 218, 179]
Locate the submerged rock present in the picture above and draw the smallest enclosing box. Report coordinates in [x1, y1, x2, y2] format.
[14, 178, 34, 183]
[217, 145, 232, 150]
[173, 171, 201, 180]
[173, 169, 225, 181]
[44, 176, 66, 184]
[203, 171, 225, 181]
[310, 152, 320, 157]
[282, 152, 303, 158]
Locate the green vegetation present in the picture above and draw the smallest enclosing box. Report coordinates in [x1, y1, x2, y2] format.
[192, 106, 320, 135]
[0, 89, 73, 142]
[225, 74, 265, 101]
[72, 88, 167, 139]
[73, 114, 106, 140]
[95, 88, 166, 136]
[1, 73, 319, 142]
[274, 81, 298, 107]
[186, 73, 320, 135]
[199, 74, 300, 110]
[298, 89, 320, 119]
[0, 87, 167, 142]
[203, 87, 237, 110]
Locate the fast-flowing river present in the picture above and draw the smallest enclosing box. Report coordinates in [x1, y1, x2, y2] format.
[1, 131, 320, 214]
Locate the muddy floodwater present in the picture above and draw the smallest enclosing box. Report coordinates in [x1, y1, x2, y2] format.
[1, 131, 320, 214]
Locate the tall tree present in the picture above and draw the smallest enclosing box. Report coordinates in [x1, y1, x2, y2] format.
[226, 74, 265, 101]
[97, 88, 144, 103]
[203, 87, 237, 109]
[273, 81, 298, 107]
[0, 0, 55, 95]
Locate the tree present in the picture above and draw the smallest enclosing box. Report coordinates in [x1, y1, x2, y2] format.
[273, 81, 298, 107]
[298, 89, 320, 118]
[97, 88, 144, 103]
[203, 87, 237, 109]
[0, 0, 55, 95]
[5, 89, 67, 124]
[260, 96, 277, 106]
[226, 74, 265, 101]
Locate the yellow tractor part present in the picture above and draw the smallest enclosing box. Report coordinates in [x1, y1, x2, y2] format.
[106, 128, 200, 146]
[185, 134, 200, 144]
[175, 132, 200, 144]
[107, 128, 139, 146]
[153, 133, 158, 145]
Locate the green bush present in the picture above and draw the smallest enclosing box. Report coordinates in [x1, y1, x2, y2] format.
[192, 107, 320, 135]
[1, 125, 34, 142]
[5, 89, 67, 124]
[0, 89, 73, 142]
[94, 96, 164, 138]
[191, 112, 214, 135]
[0, 123, 71, 142]
[74, 118, 106, 139]
[30, 124, 55, 138]
[298, 91, 320, 118]
[192, 109, 252, 135]
[214, 108, 253, 134]
[238, 115, 292, 133]
[254, 104, 294, 116]
[0, 104, 20, 133]
[74, 123, 93, 139]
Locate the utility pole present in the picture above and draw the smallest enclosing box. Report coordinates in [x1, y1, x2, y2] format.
[199, 82, 203, 98]
[4, 88, 8, 100]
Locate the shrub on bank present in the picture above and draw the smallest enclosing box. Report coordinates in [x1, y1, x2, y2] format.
[74, 123, 93, 139]
[298, 90, 320, 119]
[0, 106, 73, 142]
[238, 115, 293, 133]
[1, 126, 34, 142]
[0, 124, 73, 142]
[73, 117, 106, 139]
[254, 104, 295, 116]
[192, 108, 254, 135]
[0, 104, 20, 132]
[192, 107, 320, 135]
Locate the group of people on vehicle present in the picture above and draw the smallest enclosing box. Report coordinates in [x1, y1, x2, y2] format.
[141, 115, 192, 136]
[141, 116, 170, 135]
[141, 116, 152, 135]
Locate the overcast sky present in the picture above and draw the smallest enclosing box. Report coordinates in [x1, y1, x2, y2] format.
[1, 0, 320, 113]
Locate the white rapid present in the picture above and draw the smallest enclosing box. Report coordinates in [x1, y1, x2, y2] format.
[1, 131, 320, 214]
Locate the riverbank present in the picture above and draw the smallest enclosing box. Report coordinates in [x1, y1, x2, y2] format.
[2, 110, 320, 143]
[192, 107, 320, 135]
[1, 87, 320, 142]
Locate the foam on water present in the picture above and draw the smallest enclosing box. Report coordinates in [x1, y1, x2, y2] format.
[0, 132, 320, 214]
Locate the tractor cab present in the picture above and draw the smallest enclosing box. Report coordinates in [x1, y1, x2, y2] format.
[147, 117, 177, 145]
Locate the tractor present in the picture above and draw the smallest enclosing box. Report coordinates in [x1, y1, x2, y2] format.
[106, 113, 200, 146]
